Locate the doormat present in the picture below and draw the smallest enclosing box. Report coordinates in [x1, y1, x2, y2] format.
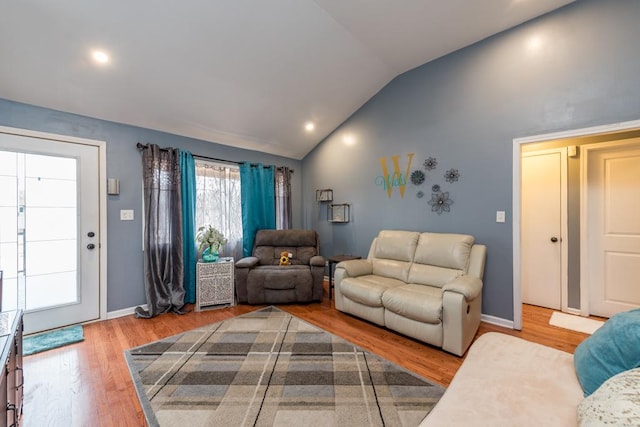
[125, 306, 445, 427]
[549, 312, 604, 335]
[23, 325, 84, 356]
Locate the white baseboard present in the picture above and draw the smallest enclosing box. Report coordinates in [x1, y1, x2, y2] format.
[565, 307, 582, 316]
[481, 313, 514, 329]
[108, 304, 515, 331]
[107, 304, 147, 319]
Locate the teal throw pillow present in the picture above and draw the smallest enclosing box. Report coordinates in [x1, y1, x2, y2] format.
[574, 308, 640, 397]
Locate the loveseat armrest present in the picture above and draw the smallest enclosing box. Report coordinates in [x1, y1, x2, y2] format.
[334, 259, 373, 312]
[442, 275, 482, 301]
[310, 255, 325, 267]
[336, 259, 373, 278]
[235, 256, 259, 269]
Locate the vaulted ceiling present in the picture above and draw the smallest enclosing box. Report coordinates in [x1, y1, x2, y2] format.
[0, 0, 574, 159]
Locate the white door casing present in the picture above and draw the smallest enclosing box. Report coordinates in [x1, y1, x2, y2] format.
[521, 148, 567, 311]
[513, 119, 640, 330]
[0, 126, 107, 333]
[581, 138, 640, 318]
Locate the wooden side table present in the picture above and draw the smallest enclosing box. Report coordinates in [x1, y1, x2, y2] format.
[196, 257, 235, 311]
[328, 254, 361, 300]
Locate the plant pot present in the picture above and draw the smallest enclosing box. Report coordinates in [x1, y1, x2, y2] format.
[202, 247, 219, 263]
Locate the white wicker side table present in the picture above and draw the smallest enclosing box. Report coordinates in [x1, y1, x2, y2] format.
[195, 257, 235, 311]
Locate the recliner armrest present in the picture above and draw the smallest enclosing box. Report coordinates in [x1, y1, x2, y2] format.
[442, 275, 482, 301]
[235, 256, 259, 269]
[310, 255, 325, 267]
[336, 259, 372, 277]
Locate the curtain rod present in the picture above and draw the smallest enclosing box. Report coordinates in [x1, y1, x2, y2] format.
[136, 143, 293, 173]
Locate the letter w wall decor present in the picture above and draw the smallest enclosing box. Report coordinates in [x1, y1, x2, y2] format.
[377, 153, 414, 199]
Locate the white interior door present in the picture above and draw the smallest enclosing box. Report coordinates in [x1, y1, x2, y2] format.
[583, 139, 640, 318]
[0, 132, 101, 334]
[521, 148, 567, 310]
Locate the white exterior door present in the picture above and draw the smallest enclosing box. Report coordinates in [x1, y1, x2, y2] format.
[583, 139, 640, 318]
[521, 148, 567, 310]
[0, 130, 102, 334]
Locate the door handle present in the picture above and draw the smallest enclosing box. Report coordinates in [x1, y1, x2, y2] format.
[87, 232, 95, 238]
[550, 237, 558, 243]
[87, 243, 96, 250]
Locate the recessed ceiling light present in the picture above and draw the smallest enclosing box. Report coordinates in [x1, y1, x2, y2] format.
[91, 50, 110, 64]
[343, 135, 356, 146]
[526, 35, 542, 51]
[304, 122, 315, 132]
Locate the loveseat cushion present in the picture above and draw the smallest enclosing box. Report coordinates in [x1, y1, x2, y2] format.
[408, 264, 463, 288]
[414, 233, 474, 271]
[574, 308, 640, 396]
[371, 230, 420, 283]
[373, 230, 420, 261]
[382, 284, 443, 324]
[340, 275, 405, 307]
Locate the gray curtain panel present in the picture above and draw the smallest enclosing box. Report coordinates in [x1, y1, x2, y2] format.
[275, 167, 292, 230]
[135, 144, 186, 318]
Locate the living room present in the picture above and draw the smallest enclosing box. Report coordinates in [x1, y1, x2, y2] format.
[1, 0, 639, 425]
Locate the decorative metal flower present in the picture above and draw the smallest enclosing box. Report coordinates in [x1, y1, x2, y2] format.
[416, 190, 424, 199]
[428, 191, 453, 215]
[423, 157, 438, 171]
[410, 170, 425, 185]
[431, 184, 440, 192]
[444, 168, 460, 183]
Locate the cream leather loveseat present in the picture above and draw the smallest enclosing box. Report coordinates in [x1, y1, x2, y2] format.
[334, 230, 486, 356]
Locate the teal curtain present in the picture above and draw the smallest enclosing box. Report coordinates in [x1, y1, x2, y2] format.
[180, 150, 197, 304]
[240, 163, 275, 257]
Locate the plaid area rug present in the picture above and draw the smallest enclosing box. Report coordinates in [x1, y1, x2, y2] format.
[125, 306, 445, 427]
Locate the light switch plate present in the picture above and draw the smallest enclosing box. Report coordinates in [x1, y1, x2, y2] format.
[120, 209, 134, 221]
[496, 211, 506, 223]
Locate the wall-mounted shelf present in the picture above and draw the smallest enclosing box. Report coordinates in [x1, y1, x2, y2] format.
[328, 203, 350, 223]
[316, 189, 333, 202]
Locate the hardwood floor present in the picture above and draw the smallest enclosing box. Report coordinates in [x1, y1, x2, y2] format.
[22, 285, 594, 427]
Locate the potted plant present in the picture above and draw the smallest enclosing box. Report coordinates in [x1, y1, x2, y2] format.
[196, 225, 228, 262]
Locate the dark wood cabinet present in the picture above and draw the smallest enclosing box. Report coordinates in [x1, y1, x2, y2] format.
[0, 310, 23, 427]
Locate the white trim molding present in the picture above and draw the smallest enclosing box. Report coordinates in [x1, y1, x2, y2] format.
[481, 313, 514, 329]
[513, 119, 640, 330]
[0, 125, 108, 324]
[108, 304, 147, 319]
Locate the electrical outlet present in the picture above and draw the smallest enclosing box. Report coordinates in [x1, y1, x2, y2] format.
[120, 209, 134, 221]
[496, 211, 506, 223]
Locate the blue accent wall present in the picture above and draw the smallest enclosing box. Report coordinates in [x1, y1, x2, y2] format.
[3, 0, 640, 321]
[0, 100, 302, 312]
[301, 0, 640, 321]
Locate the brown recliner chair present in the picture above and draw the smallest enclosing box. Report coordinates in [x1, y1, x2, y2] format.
[235, 229, 325, 304]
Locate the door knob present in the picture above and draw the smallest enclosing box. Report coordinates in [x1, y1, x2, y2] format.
[87, 232, 95, 238]
[550, 237, 558, 243]
[87, 243, 96, 250]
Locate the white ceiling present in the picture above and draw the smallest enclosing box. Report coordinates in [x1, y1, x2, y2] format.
[0, 0, 574, 159]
